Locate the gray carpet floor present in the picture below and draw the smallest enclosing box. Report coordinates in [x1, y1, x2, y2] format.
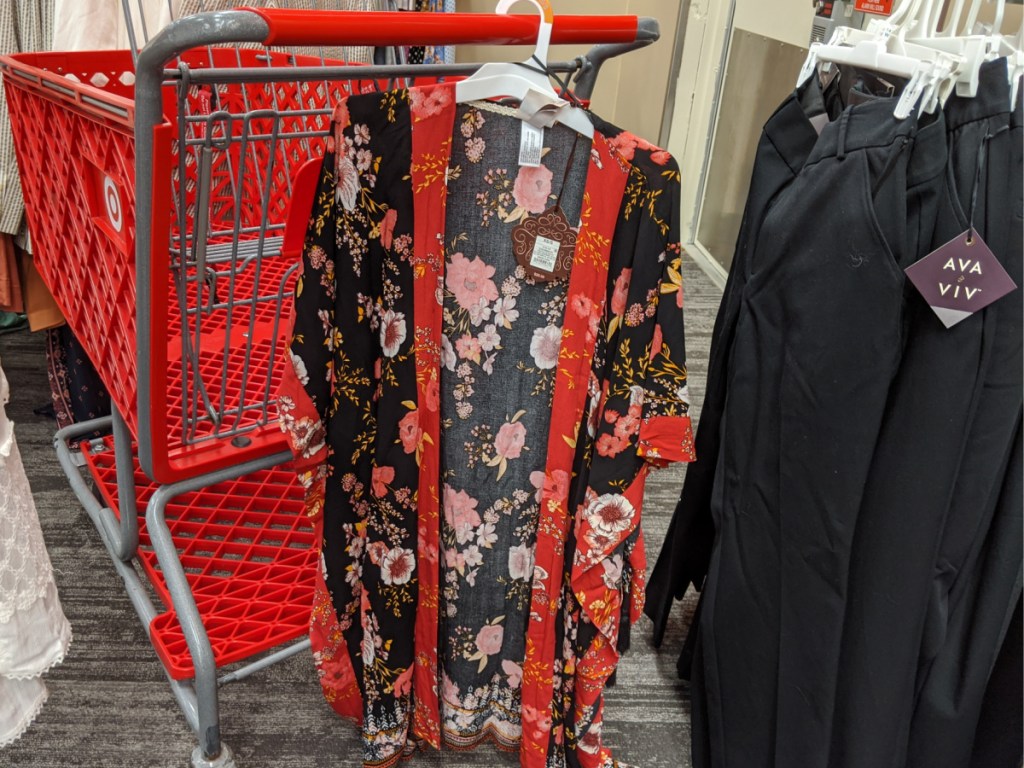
[0, 257, 721, 768]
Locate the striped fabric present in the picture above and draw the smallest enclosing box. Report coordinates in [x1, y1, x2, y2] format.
[0, 0, 55, 236]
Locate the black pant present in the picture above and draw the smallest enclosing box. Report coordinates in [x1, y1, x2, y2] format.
[825, 59, 1021, 768]
[646, 76, 835, 649]
[694, 99, 947, 768]
[904, 61, 1023, 768]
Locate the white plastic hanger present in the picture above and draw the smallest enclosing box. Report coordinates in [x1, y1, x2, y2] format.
[908, 0, 1018, 99]
[796, 0, 964, 118]
[454, 0, 594, 137]
[1009, 22, 1023, 108]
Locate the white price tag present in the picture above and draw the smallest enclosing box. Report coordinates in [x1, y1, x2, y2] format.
[529, 235, 561, 273]
[518, 121, 544, 167]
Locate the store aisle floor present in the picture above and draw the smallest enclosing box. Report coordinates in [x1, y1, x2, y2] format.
[0, 257, 720, 768]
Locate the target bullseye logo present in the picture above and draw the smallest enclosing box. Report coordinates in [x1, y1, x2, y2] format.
[103, 175, 122, 232]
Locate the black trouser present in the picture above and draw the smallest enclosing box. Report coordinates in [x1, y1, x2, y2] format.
[646, 76, 835, 649]
[695, 99, 947, 768]
[970, 596, 1024, 768]
[826, 59, 1021, 768]
[904, 61, 1023, 768]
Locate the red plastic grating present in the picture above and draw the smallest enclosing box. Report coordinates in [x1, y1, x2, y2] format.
[0, 48, 368, 483]
[80, 435, 315, 680]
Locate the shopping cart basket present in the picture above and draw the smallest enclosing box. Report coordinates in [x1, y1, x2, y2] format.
[1, 7, 658, 766]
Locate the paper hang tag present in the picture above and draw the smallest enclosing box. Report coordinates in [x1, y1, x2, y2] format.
[511, 205, 576, 283]
[515, 87, 568, 129]
[519, 121, 544, 167]
[904, 229, 1018, 328]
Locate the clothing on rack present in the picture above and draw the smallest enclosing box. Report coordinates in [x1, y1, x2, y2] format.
[648, 58, 1023, 768]
[0, 234, 24, 313]
[45, 324, 111, 431]
[0, 354, 72, 747]
[281, 83, 694, 768]
[0, 0, 53, 236]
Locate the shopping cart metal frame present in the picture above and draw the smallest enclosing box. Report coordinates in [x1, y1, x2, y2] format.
[5, 8, 660, 767]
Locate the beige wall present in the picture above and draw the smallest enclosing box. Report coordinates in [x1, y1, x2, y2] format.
[734, 0, 814, 46]
[455, 0, 682, 143]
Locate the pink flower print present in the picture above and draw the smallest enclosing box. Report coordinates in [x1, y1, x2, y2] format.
[442, 673, 460, 705]
[307, 245, 327, 270]
[335, 154, 359, 212]
[508, 543, 533, 580]
[445, 547, 465, 573]
[578, 725, 603, 755]
[608, 131, 639, 161]
[418, 527, 439, 565]
[502, 659, 523, 688]
[443, 484, 482, 544]
[440, 334, 456, 371]
[650, 323, 664, 359]
[467, 297, 492, 326]
[530, 469, 570, 503]
[612, 403, 643, 442]
[332, 101, 350, 130]
[611, 268, 632, 316]
[477, 324, 501, 353]
[288, 417, 325, 459]
[379, 208, 397, 250]
[370, 465, 394, 498]
[595, 431, 629, 458]
[475, 624, 504, 656]
[571, 293, 595, 319]
[530, 325, 562, 369]
[571, 292, 602, 343]
[585, 493, 636, 539]
[463, 544, 483, 568]
[394, 665, 414, 697]
[379, 309, 407, 358]
[601, 554, 624, 589]
[455, 334, 482, 363]
[352, 123, 370, 146]
[529, 470, 545, 502]
[494, 421, 527, 460]
[521, 703, 553, 741]
[409, 85, 452, 119]
[398, 409, 422, 454]
[446, 252, 499, 313]
[493, 296, 519, 328]
[289, 351, 309, 386]
[651, 149, 671, 166]
[355, 148, 373, 172]
[465, 136, 486, 163]
[380, 547, 415, 586]
[512, 163, 554, 214]
[424, 375, 440, 413]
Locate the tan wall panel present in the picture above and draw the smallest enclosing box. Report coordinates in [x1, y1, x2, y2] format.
[733, 0, 814, 48]
[696, 29, 808, 270]
[455, 0, 681, 142]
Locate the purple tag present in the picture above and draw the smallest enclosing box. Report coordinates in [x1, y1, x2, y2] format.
[904, 229, 1017, 328]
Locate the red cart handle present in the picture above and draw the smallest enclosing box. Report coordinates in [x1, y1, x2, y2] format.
[239, 9, 640, 48]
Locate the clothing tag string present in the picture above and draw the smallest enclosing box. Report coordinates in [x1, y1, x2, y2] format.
[965, 124, 1010, 243]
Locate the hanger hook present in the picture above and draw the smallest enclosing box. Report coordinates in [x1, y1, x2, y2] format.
[494, 0, 554, 67]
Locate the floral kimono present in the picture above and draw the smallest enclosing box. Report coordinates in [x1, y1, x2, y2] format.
[280, 83, 695, 768]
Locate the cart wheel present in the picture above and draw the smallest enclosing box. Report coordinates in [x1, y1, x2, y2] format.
[190, 744, 237, 768]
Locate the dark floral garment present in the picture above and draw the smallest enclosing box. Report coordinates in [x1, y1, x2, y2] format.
[279, 83, 694, 768]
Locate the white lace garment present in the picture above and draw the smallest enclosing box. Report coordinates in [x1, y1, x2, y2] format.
[0, 354, 71, 747]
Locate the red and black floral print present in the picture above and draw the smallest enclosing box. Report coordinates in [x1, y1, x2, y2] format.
[280, 84, 694, 768]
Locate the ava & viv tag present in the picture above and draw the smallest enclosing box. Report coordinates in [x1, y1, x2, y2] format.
[904, 229, 1017, 328]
